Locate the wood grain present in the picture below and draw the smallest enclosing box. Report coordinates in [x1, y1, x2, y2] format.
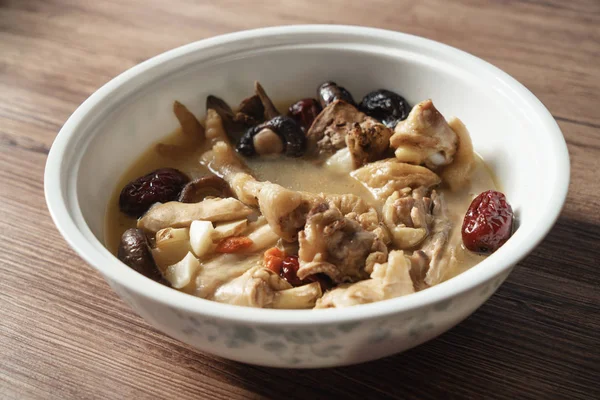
[1, 0, 599, 399]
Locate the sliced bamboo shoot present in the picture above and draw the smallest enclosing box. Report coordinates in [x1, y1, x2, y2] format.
[212, 219, 248, 241]
[189, 220, 215, 257]
[164, 252, 200, 289]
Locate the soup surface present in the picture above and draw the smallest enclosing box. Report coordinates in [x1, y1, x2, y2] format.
[106, 84, 508, 310]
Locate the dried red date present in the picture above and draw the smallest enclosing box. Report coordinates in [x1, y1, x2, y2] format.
[279, 255, 303, 286]
[119, 168, 189, 218]
[288, 98, 322, 131]
[462, 190, 514, 254]
[279, 255, 331, 291]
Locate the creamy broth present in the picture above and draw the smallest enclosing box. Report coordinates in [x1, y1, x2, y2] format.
[247, 157, 376, 201]
[106, 127, 496, 283]
[105, 89, 505, 310]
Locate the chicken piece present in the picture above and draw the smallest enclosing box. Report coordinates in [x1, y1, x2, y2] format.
[297, 203, 377, 283]
[256, 183, 318, 241]
[137, 198, 253, 233]
[205, 108, 232, 145]
[203, 141, 321, 241]
[201, 141, 260, 206]
[382, 187, 454, 285]
[323, 193, 379, 233]
[324, 192, 371, 216]
[390, 100, 458, 169]
[382, 187, 433, 249]
[211, 265, 292, 307]
[421, 191, 456, 285]
[315, 250, 415, 308]
[344, 117, 393, 168]
[351, 158, 441, 200]
[271, 282, 323, 309]
[194, 253, 262, 299]
[306, 100, 367, 154]
[307, 100, 392, 167]
[322, 193, 391, 268]
[408, 250, 430, 291]
[440, 117, 476, 191]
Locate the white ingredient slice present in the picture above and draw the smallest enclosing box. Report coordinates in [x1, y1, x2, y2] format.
[164, 252, 200, 289]
[155, 227, 190, 246]
[152, 227, 192, 271]
[212, 219, 248, 241]
[189, 220, 215, 257]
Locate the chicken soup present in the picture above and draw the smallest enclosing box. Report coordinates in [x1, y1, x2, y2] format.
[106, 81, 514, 309]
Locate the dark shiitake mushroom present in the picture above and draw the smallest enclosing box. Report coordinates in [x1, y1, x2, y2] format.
[317, 81, 356, 108]
[234, 95, 265, 125]
[358, 89, 410, 128]
[237, 116, 305, 157]
[118, 228, 167, 284]
[178, 175, 234, 203]
[236, 82, 306, 157]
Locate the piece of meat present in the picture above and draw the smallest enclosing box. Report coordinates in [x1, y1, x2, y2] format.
[351, 158, 441, 200]
[315, 250, 415, 308]
[297, 203, 377, 283]
[323, 193, 382, 235]
[381, 187, 455, 286]
[271, 282, 323, 309]
[209, 263, 322, 309]
[421, 191, 455, 285]
[390, 100, 458, 169]
[382, 187, 433, 249]
[307, 100, 392, 167]
[194, 253, 262, 299]
[201, 141, 259, 205]
[256, 183, 318, 241]
[210, 265, 292, 307]
[408, 250, 430, 291]
[321, 193, 389, 272]
[204, 108, 233, 146]
[440, 117, 476, 191]
[344, 118, 393, 168]
[306, 100, 367, 154]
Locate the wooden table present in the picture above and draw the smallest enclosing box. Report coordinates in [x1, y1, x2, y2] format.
[1, 1, 599, 398]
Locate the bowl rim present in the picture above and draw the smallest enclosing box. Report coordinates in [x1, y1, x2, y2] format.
[44, 24, 570, 325]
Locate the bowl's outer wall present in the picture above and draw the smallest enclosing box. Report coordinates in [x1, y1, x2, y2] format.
[46, 26, 569, 367]
[106, 268, 513, 367]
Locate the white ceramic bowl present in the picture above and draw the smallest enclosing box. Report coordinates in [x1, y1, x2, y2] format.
[44, 25, 569, 368]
